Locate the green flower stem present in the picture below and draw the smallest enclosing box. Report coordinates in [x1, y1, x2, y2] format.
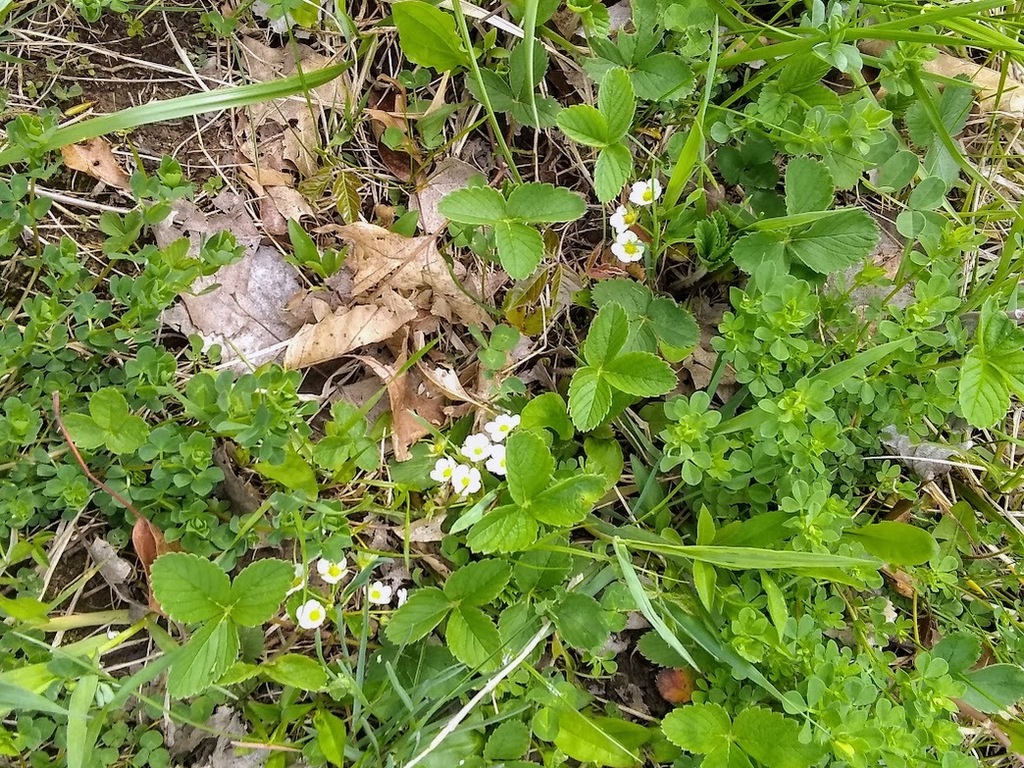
[449, 0, 523, 184]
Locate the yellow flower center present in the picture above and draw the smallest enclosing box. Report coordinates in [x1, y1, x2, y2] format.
[624, 242, 639, 255]
[309, 609, 322, 621]
[643, 188, 653, 201]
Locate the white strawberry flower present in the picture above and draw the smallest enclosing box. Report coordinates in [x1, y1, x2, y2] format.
[451, 464, 483, 496]
[485, 443, 507, 476]
[612, 230, 645, 263]
[460, 433, 493, 463]
[430, 456, 458, 483]
[629, 179, 662, 206]
[396, 587, 409, 607]
[484, 413, 520, 443]
[367, 580, 393, 605]
[285, 563, 305, 596]
[316, 558, 347, 585]
[296, 598, 327, 630]
[610, 205, 638, 233]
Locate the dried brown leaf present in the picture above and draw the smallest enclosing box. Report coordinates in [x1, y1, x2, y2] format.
[284, 292, 418, 369]
[338, 222, 490, 327]
[132, 516, 177, 613]
[409, 158, 479, 234]
[157, 196, 304, 369]
[61, 137, 131, 190]
[356, 344, 445, 460]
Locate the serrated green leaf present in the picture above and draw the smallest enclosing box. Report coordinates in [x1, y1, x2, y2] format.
[595, 142, 633, 203]
[484, 720, 531, 761]
[151, 553, 231, 624]
[513, 547, 573, 593]
[446, 605, 501, 670]
[730, 231, 786, 274]
[603, 352, 676, 397]
[631, 53, 694, 101]
[845, 521, 939, 566]
[961, 664, 1024, 714]
[557, 104, 610, 147]
[392, 1, 467, 71]
[520, 392, 573, 440]
[106, 415, 149, 455]
[568, 368, 613, 431]
[495, 221, 545, 279]
[734, 707, 823, 768]
[314, 709, 346, 768]
[444, 560, 512, 606]
[960, 349, 1009, 429]
[530, 475, 606, 526]
[167, 618, 239, 698]
[584, 302, 630, 365]
[598, 68, 635, 139]
[662, 702, 731, 753]
[228, 558, 294, 626]
[554, 709, 648, 768]
[636, 631, 692, 669]
[255, 447, 318, 497]
[648, 297, 698, 350]
[264, 653, 328, 691]
[787, 208, 878, 274]
[385, 587, 450, 644]
[506, 183, 586, 224]
[592, 279, 650, 315]
[785, 157, 833, 215]
[505, 430, 555, 504]
[552, 593, 610, 651]
[467, 506, 540, 553]
[438, 186, 508, 225]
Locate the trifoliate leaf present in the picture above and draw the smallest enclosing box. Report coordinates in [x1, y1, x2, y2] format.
[631, 53, 694, 101]
[151, 552, 231, 624]
[520, 392, 574, 440]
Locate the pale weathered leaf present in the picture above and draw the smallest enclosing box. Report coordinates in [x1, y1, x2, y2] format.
[61, 137, 131, 189]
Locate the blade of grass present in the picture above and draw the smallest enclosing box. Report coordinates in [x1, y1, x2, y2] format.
[0, 63, 349, 166]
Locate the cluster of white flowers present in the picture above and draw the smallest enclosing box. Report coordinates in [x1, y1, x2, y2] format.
[610, 179, 662, 264]
[430, 413, 520, 496]
[291, 557, 411, 629]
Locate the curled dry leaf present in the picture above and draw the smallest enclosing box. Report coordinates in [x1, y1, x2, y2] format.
[338, 222, 491, 327]
[156, 194, 305, 369]
[238, 37, 348, 177]
[60, 137, 131, 190]
[261, 186, 314, 236]
[284, 291, 418, 369]
[356, 341, 445, 460]
[656, 668, 696, 705]
[133, 516, 178, 614]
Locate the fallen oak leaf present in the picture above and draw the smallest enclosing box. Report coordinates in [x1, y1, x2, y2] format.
[338, 222, 491, 327]
[61, 137, 131, 190]
[283, 291, 418, 369]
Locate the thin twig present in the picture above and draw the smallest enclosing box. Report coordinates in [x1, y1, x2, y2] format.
[402, 620, 552, 768]
[51, 391, 143, 522]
